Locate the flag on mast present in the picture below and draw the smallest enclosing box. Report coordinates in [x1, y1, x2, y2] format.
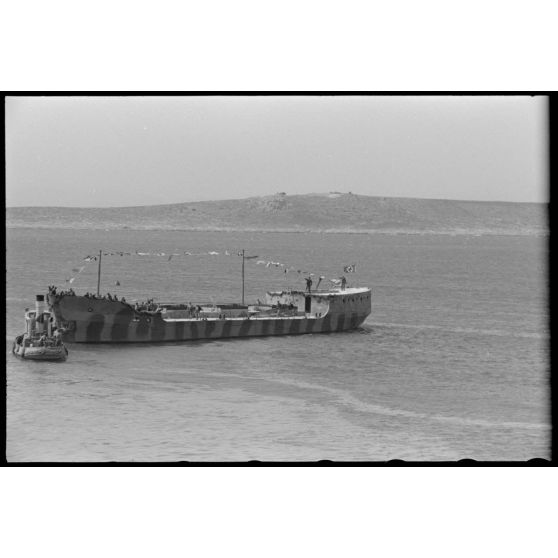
[343, 264, 356, 273]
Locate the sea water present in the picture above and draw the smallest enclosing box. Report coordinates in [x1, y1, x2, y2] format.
[6, 228, 550, 461]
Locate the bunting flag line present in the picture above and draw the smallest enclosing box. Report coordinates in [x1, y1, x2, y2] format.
[67, 247, 359, 291]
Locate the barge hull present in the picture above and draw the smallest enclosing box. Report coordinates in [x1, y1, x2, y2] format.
[47, 289, 371, 344]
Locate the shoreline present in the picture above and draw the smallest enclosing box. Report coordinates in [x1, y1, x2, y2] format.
[6, 224, 548, 237]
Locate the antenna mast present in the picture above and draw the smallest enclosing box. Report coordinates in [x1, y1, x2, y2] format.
[96, 250, 102, 296]
[241, 249, 245, 305]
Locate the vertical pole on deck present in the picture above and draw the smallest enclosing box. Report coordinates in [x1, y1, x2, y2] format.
[96, 249, 102, 296]
[241, 249, 245, 305]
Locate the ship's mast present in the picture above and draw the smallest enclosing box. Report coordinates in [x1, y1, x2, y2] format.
[241, 248, 245, 305]
[96, 249, 102, 296]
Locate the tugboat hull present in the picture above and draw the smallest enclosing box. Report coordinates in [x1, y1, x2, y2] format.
[13, 339, 68, 361]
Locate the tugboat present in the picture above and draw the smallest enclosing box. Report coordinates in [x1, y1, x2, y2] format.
[13, 295, 69, 361]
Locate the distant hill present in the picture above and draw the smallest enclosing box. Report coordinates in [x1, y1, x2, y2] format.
[5, 192, 548, 236]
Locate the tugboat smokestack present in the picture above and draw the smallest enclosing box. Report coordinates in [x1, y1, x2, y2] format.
[35, 294, 45, 314]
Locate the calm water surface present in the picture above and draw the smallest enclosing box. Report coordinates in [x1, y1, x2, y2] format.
[6, 228, 550, 461]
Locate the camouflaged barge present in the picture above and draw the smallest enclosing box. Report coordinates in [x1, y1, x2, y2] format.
[47, 288, 371, 343]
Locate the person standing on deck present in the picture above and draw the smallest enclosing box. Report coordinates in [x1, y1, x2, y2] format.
[53, 328, 62, 346]
[341, 276, 347, 290]
[306, 277, 313, 293]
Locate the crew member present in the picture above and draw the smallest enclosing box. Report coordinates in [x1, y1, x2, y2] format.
[306, 277, 313, 293]
[53, 329, 62, 346]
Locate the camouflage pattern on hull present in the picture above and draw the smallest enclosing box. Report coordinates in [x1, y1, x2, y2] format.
[47, 290, 371, 344]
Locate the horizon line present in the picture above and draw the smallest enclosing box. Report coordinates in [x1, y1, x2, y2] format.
[5, 192, 547, 210]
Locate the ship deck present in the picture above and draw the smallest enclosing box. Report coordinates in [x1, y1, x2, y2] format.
[267, 287, 370, 296]
[162, 313, 322, 322]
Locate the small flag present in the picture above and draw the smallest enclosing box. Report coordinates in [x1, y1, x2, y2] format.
[343, 264, 356, 273]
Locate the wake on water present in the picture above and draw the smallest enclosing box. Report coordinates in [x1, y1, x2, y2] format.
[365, 321, 547, 340]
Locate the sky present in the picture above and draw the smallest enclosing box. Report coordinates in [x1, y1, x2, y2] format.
[5, 95, 548, 207]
